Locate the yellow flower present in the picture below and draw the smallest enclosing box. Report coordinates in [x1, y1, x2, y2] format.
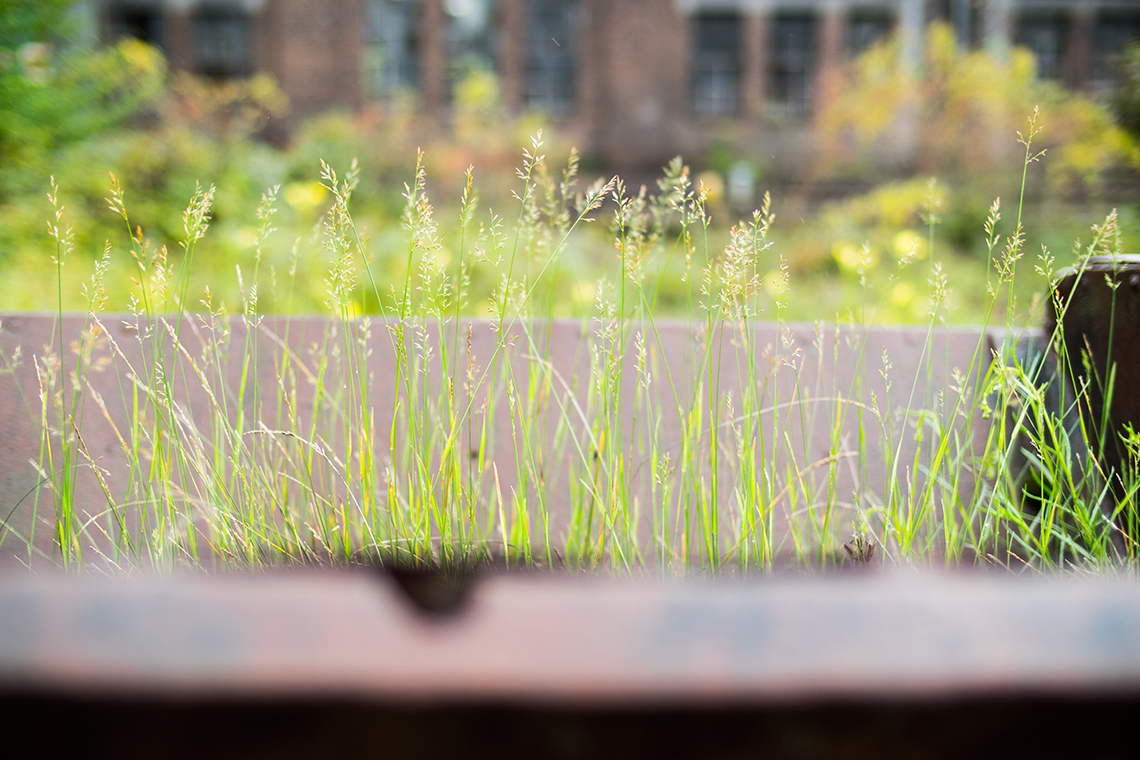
[696, 171, 724, 205]
[890, 281, 916, 307]
[235, 225, 259, 250]
[892, 230, 927, 261]
[762, 269, 787, 295]
[284, 181, 328, 212]
[833, 242, 876, 273]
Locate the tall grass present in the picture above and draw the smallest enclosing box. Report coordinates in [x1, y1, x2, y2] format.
[3, 118, 1136, 575]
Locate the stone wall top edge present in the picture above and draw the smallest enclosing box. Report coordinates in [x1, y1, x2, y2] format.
[0, 312, 1031, 337]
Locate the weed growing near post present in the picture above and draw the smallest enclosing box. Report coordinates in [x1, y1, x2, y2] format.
[3, 119, 1136, 576]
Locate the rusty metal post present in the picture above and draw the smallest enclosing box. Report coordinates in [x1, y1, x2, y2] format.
[1050, 255, 1140, 539]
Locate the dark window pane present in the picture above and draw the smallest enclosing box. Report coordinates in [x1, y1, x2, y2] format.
[770, 13, 815, 115]
[106, 2, 163, 48]
[194, 9, 250, 78]
[446, 0, 497, 96]
[692, 13, 741, 117]
[846, 10, 892, 56]
[364, 0, 419, 99]
[1093, 12, 1140, 85]
[525, 0, 577, 116]
[1017, 13, 1066, 80]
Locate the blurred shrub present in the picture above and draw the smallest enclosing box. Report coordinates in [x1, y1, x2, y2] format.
[1115, 41, 1140, 139]
[2, 67, 290, 248]
[838, 177, 943, 229]
[814, 22, 1136, 193]
[167, 71, 289, 139]
[822, 176, 989, 257]
[0, 41, 570, 314]
[0, 0, 73, 49]
[0, 38, 165, 201]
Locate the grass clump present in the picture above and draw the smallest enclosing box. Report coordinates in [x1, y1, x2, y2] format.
[2, 115, 1137, 576]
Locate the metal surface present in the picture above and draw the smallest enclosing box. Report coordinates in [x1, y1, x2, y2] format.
[1050, 255, 1140, 527]
[3, 571, 1140, 704]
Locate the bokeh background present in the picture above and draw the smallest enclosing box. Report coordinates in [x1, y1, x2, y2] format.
[3, 0, 1140, 324]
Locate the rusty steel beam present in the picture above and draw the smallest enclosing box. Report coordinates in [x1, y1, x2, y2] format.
[4, 571, 1140, 705]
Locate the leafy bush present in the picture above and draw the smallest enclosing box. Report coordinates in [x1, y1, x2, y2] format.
[0, 36, 574, 315]
[0, 62, 296, 312]
[1115, 41, 1140, 139]
[0, 0, 73, 49]
[0, 38, 165, 202]
[814, 22, 1136, 193]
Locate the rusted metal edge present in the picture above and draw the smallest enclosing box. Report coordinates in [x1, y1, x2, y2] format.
[2, 571, 1140, 706]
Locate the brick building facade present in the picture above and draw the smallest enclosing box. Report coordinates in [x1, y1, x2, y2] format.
[99, 0, 1140, 167]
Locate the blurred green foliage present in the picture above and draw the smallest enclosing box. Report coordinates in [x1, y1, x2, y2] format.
[1, 37, 165, 202]
[0, 25, 571, 315]
[815, 22, 1137, 192]
[0, 0, 73, 49]
[1, 12, 1136, 326]
[759, 18, 1140, 323]
[1116, 41, 1140, 139]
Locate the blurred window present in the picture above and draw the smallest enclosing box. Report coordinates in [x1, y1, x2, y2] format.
[769, 13, 816, 116]
[106, 2, 164, 48]
[446, 0, 497, 97]
[1017, 13, 1066, 81]
[1093, 12, 1140, 86]
[193, 7, 251, 78]
[949, 0, 976, 49]
[691, 12, 741, 117]
[525, 0, 577, 116]
[364, 0, 419, 99]
[846, 9, 892, 56]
